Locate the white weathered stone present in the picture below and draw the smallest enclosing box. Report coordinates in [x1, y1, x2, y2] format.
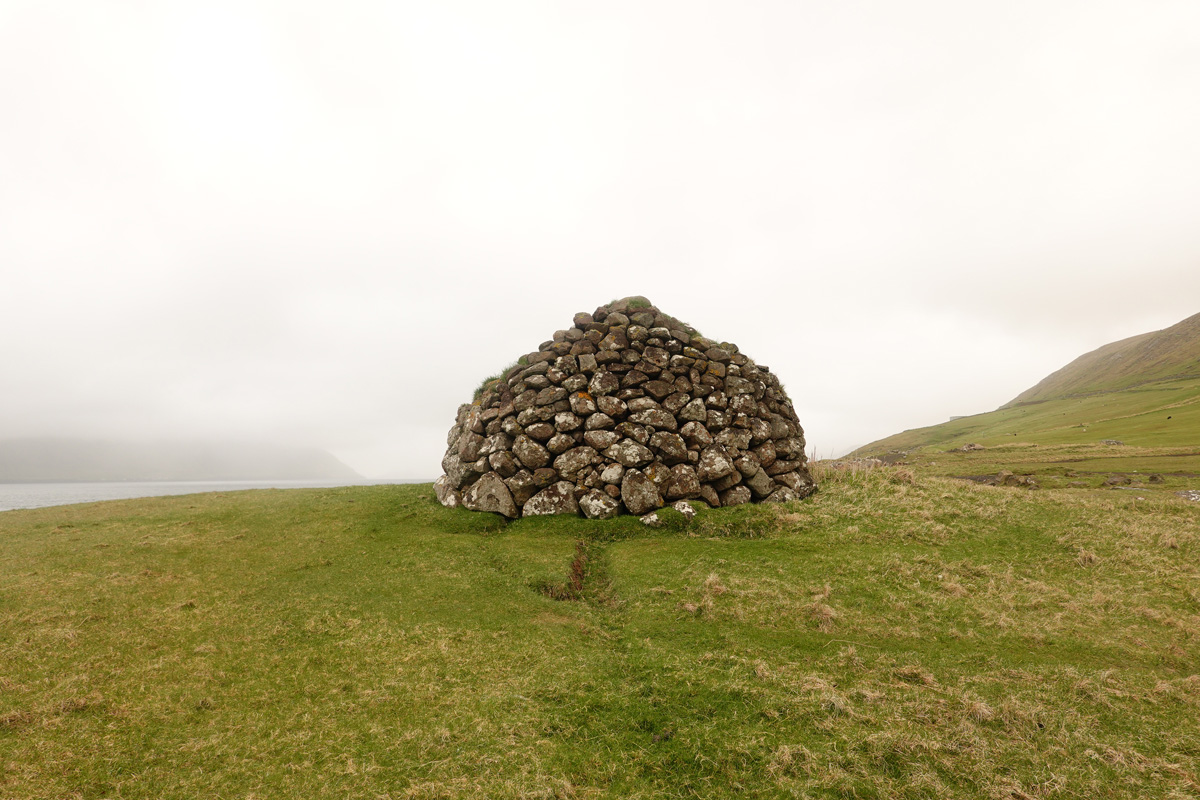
[671, 500, 697, 521]
[580, 489, 621, 519]
[697, 445, 736, 482]
[600, 462, 625, 485]
[461, 473, 518, 518]
[523, 481, 580, 516]
[434, 475, 461, 508]
[621, 469, 663, 515]
[604, 438, 654, 468]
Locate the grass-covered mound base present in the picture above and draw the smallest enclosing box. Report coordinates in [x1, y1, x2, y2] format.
[2, 474, 1199, 799]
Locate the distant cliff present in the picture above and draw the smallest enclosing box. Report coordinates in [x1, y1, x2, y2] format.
[0, 439, 361, 482]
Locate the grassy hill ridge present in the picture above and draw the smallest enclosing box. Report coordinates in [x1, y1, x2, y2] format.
[854, 312, 1200, 467]
[1004, 311, 1200, 407]
[854, 376, 1200, 456]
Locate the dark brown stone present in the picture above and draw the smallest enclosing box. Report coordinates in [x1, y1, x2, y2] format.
[765, 459, 802, 476]
[547, 433, 576, 455]
[620, 370, 649, 388]
[488, 450, 519, 478]
[642, 380, 673, 401]
[680, 420, 714, 448]
[589, 371, 620, 396]
[596, 396, 627, 417]
[536, 387, 568, 406]
[719, 485, 751, 506]
[662, 392, 691, 414]
[614, 422, 649, 444]
[585, 412, 615, 431]
[554, 411, 583, 432]
[583, 429, 622, 450]
[664, 463, 701, 500]
[649, 431, 688, 465]
[526, 422, 554, 441]
[711, 471, 743, 492]
[629, 408, 677, 431]
[554, 446, 599, 480]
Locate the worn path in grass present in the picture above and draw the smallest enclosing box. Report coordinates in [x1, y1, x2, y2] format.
[2, 475, 1199, 799]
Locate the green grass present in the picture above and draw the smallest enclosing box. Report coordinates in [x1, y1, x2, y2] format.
[853, 376, 1200, 489]
[475, 356, 530, 400]
[859, 377, 1200, 455]
[3, 474, 1200, 798]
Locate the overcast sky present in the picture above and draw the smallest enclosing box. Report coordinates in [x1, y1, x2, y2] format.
[2, 0, 1199, 478]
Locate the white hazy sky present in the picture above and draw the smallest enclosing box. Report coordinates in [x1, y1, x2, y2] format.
[2, 0, 1199, 478]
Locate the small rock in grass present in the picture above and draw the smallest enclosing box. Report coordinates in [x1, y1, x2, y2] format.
[671, 500, 696, 521]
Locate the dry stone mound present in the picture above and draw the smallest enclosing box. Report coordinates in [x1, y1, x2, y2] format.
[435, 297, 816, 518]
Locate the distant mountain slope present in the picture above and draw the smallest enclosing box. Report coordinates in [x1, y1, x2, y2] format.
[0, 439, 361, 482]
[853, 377, 1200, 456]
[854, 311, 1200, 457]
[1003, 312, 1200, 407]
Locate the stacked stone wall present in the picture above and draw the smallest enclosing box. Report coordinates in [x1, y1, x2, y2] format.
[435, 297, 816, 518]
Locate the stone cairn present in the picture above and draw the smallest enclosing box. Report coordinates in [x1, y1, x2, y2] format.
[435, 297, 816, 519]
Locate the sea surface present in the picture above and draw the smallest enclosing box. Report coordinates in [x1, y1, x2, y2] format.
[0, 479, 425, 513]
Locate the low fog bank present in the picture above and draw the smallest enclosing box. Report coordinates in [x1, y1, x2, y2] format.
[0, 438, 362, 483]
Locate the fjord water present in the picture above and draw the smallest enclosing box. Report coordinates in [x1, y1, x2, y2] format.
[0, 479, 418, 512]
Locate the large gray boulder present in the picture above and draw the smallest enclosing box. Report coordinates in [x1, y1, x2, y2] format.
[523, 481, 581, 516]
[621, 468, 663, 515]
[579, 489, 621, 520]
[461, 472, 518, 518]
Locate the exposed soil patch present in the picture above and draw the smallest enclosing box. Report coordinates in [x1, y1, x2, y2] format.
[955, 471, 1037, 488]
[1048, 452, 1200, 464]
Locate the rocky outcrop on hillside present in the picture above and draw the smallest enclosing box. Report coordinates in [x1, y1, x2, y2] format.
[435, 297, 816, 519]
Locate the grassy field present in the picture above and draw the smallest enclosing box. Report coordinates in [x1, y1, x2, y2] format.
[3, 471, 1200, 799]
[852, 376, 1200, 486]
[858, 378, 1200, 455]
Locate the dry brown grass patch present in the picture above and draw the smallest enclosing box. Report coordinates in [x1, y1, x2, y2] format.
[893, 665, 937, 687]
[821, 692, 851, 715]
[963, 698, 995, 723]
[702, 573, 728, 596]
[0, 709, 34, 730]
[767, 743, 814, 778]
[806, 602, 837, 632]
[940, 580, 970, 597]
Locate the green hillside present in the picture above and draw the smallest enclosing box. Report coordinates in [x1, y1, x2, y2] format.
[856, 376, 1200, 455]
[2, 478, 1199, 798]
[854, 313, 1200, 479]
[1005, 312, 1200, 406]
